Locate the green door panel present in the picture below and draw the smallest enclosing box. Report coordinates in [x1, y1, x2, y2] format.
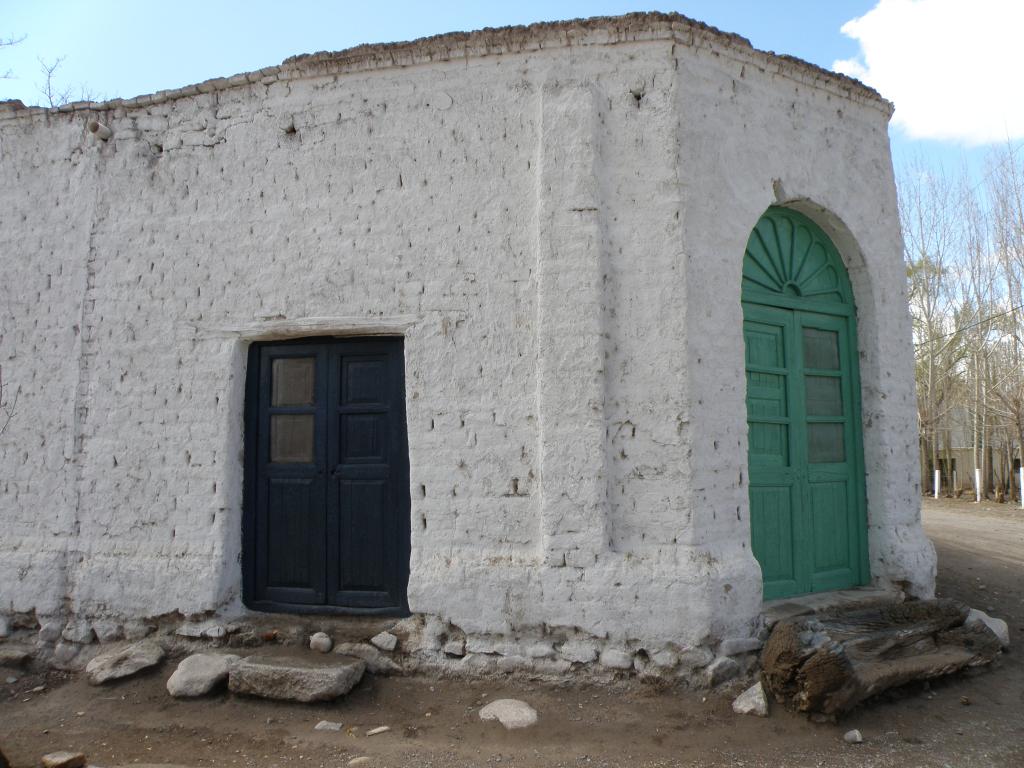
[742, 208, 869, 600]
[749, 485, 798, 596]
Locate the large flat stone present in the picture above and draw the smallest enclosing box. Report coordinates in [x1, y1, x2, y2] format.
[228, 654, 365, 702]
[479, 698, 538, 729]
[86, 640, 165, 685]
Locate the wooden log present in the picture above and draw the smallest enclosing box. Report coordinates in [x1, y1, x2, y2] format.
[762, 598, 1001, 716]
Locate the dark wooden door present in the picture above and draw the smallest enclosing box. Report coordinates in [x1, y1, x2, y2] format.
[243, 337, 410, 614]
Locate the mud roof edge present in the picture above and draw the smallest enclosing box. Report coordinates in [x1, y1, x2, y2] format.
[0, 12, 892, 121]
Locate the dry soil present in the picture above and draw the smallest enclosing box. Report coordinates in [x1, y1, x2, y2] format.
[1, 497, 1022, 767]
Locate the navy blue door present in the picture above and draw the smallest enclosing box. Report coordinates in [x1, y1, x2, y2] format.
[243, 337, 410, 614]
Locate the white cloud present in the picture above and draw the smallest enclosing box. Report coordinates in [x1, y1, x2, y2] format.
[833, 0, 1024, 145]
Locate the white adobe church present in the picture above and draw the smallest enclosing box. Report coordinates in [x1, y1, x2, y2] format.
[0, 12, 935, 675]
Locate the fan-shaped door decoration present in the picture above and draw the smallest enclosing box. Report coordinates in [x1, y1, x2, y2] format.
[742, 208, 853, 306]
[741, 207, 868, 600]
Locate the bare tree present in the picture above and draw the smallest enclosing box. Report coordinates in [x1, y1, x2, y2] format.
[985, 143, 1024, 499]
[900, 158, 969, 494]
[1, 33, 26, 80]
[36, 56, 75, 107]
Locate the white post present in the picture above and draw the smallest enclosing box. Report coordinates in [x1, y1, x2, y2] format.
[1019, 466, 1023, 510]
[933, 469, 941, 499]
[975, 468, 983, 503]
[953, 470, 958, 495]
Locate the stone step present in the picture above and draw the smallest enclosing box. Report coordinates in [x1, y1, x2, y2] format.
[228, 652, 365, 703]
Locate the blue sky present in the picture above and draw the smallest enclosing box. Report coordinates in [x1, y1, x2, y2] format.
[2, 1, 1018, 179]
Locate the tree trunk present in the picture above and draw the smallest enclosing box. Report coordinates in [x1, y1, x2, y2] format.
[762, 600, 1003, 717]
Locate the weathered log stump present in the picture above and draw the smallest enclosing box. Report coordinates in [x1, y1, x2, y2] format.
[762, 598, 1002, 716]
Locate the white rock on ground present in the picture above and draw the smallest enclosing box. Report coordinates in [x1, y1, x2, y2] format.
[40, 751, 86, 768]
[479, 698, 538, 729]
[86, 640, 165, 684]
[334, 643, 401, 674]
[314, 720, 343, 731]
[366, 725, 391, 736]
[965, 608, 1011, 649]
[370, 631, 398, 652]
[309, 632, 333, 653]
[166, 652, 239, 697]
[731, 681, 769, 717]
[844, 729, 864, 744]
[228, 654, 365, 703]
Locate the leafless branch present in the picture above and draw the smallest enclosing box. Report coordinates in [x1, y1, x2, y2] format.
[37, 56, 74, 107]
[1, 33, 26, 80]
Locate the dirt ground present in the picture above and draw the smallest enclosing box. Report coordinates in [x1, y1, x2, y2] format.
[2, 497, 1022, 768]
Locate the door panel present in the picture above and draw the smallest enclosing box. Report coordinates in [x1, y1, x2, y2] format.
[338, 478, 390, 592]
[749, 485, 799, 594]
[808, 479, 849, 571]
[744, 307, 804, 600]
[245, 337, 410, 615]
[256, 345, 326, 606]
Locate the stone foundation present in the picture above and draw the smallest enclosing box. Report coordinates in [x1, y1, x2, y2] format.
[1, 609, 761, 688]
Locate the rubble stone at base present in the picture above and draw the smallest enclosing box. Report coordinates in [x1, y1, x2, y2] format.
[86, 640, 165, 685]
[167, 652, 239, 697]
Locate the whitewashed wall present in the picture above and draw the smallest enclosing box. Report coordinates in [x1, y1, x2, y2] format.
[0, 15, 934, 666]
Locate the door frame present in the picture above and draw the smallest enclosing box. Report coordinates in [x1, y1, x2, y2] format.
[241, 335, 412, 616]
[742, 207, 871, 600]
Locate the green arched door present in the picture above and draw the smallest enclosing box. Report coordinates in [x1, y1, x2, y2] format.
[741, 208, 869, 600]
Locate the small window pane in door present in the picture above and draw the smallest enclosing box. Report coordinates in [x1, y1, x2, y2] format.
[808, 423, 845, 463]
[271, 414, 315, 463]
[805, 376, 843, 416]
[272, 358, 315, 406]
[803, 328, 840, 370]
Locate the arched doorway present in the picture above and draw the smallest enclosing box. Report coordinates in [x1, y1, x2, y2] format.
[741, 207, 869, 600]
